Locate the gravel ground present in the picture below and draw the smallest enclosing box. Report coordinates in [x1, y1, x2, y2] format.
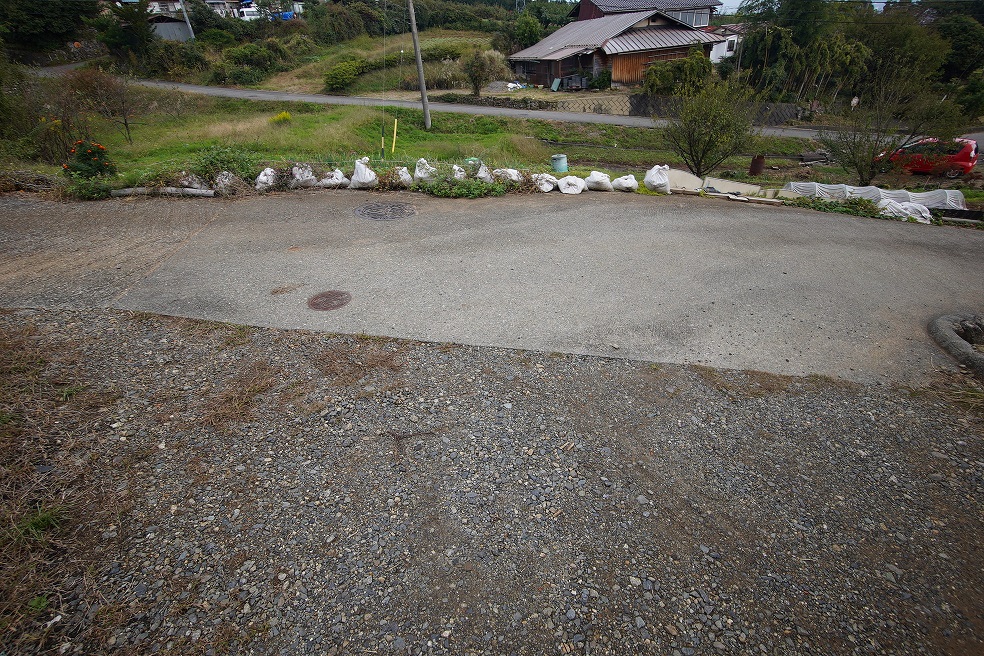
[2, 307, 982, 655]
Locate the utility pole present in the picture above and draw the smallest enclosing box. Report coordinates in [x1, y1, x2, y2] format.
[179, 0, 196, 41]
[406, 0, 431, 129]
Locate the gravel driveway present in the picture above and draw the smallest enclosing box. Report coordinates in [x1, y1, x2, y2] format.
[1, 307, 981, 655]
[1, 193, 982, 654]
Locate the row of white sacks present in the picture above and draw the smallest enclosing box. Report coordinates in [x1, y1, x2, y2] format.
[782, 182, 966, 210]
[253, 158, 673, 195]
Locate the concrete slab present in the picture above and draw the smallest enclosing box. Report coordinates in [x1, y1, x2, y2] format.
[666, 168, 704, 191]
[776, 190, 804, 199]
[703, 177, 763, 196]
[2, 192, 983, 384]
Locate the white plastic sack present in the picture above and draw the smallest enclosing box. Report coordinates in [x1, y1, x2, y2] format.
[493, 168, 523, 183]
[178, 171, 208, 190]
[414, 158, 438, 184]
[316, 169, 350, 189]
[878, 199, 932, 224]
[214, 171, 240, 195]
[394, 167, 414, 188]
[531, 173, 558, 193]
[350, 157, 378, 189]
[255, 167, 278, 192]
[612, 174, 638, 192]
[557, 176, 586, 195]
[475, 164, 495, 184]
[290, 164, 318, 188]
[585, 171, 613, 192]
[452, 165, 467, 181]
[644, 165, 671, 194]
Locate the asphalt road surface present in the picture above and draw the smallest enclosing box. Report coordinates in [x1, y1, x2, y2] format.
[1, 192, 981, 384]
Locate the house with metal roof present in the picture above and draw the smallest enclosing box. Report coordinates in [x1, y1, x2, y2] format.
[509, 1, 724, 87]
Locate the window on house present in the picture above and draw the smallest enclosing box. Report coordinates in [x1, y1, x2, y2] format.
[727, 38, 736, 52]
[665, 9, 709, 27]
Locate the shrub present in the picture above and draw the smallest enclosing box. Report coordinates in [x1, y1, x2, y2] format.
[227, 66, 267, 86]
[63, 140, 116, 179]
[784, 195, 882, 218]
[270, 111, 292, 125]
[225, 43, 275, 70]
[413, 178, 507, 198]
[198, 28, 237, 50]
[65, 174, 112, 200]
[324, 60, 369, 92]
[192, 145, 260, 181]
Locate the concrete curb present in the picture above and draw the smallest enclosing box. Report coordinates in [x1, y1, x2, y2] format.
[928, 314, 984, 380]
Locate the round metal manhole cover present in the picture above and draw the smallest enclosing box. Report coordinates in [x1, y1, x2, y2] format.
[307, 291, 351, 311]
[354, 202, 416, 221]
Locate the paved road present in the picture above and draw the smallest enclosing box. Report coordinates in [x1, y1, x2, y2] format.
[134, 79, 824, 139]
[2, 192, 981, 384]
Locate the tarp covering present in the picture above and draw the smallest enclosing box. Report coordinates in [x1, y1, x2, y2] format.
[781, 182, 966, 210]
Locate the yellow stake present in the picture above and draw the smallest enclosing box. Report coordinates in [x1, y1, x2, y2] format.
[392, 119, 398, 154]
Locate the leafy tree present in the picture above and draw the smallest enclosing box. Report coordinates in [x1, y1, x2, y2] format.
[657, 81, 755, 179]
[0, 0, 100, 50]
[461, 49, 510, 96]
[98, 0, 158, 68]
[642, 48, 712, 96]
[935, 15, 984, 81]
[515, 12, 543, 49]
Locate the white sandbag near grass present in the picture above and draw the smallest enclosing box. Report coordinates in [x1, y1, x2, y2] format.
[255, 167, 278, 192]
[290, 164, 318, 188]
[643, 165, 671, 194]
[414, 158, 437, 184]
[316, 169, 350, 189]
[612, 174, 638, 192]
[395, 167, 414, 187]
[476, 164, 495, 184]
[178, 171, 209, 190]
[493, 168, 523, 183]
[452, 165, 467, 180]
[531, 173, 558, 192]
[557, 176, 586, 194]
[878, 199, 932, 224]
[585, 171, 613, 191]
[214, 171, 241, 195]
[350, 157, 378, 189]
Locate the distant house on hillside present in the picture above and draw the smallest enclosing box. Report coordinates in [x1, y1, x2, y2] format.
[703, 23, 746, 63]
[509, 0, 724, 87]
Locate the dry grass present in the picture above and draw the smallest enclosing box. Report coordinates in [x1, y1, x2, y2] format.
[317, 339, 404, 387]
[201, 360, 280, 430]
[0, 318, 109, 653]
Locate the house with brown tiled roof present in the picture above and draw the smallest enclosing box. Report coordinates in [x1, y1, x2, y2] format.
[509, 1, 724, 87]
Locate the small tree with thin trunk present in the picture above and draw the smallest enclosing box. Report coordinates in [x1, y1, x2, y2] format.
[461, 49, 510, 97]
[658, 81, 755, 179]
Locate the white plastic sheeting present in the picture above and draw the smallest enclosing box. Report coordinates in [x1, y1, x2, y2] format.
[781, 182, 966, 210]
[878, 199, 932, 224]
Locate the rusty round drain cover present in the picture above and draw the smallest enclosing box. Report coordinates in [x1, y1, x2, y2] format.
[354, 202, 416, 221]
[307, 291, 351, 311]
